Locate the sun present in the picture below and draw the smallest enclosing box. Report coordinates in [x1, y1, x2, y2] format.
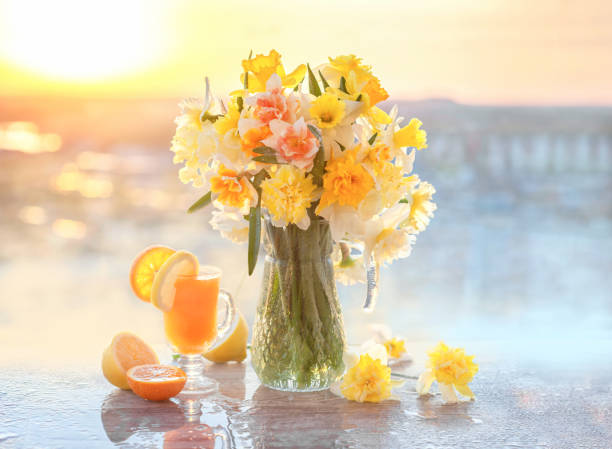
[0, 0, 164, 81]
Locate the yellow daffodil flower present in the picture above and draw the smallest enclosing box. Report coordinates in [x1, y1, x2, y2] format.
[394, 118, 428, 150]
[402, 181, 437, 233]
[362, 75, 389, 106]
[417, 342, 479, 403]
[384, 338, 407, 359]
[340, 354, 393, 403]
[310, 92, 346, 129]
[241, 49, 306, 93]
[327, 54, 373, 86]
[260, 165, 318, 230]
[316, 148, 374, 213]
[214, 100, 241, 136]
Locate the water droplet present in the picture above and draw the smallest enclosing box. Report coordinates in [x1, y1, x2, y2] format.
[0, 433, 18, 442]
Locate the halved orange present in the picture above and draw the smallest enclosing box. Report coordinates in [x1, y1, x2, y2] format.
[127, 364, 187, 401]
[102, 332, 160, 390]
[130, 245, 176, 302]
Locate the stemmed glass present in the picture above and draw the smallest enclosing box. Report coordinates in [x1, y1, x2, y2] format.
[163, 265, 236, 395]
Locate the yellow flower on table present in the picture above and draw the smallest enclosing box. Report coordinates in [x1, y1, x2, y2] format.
[394, 118, 428, 150]
[241, 49, 306, 93]
[260, 165, 318, 230]
[209, 165, 256, 213]
[417, 342, 479, 403]
[384, 337, 407, 359]
[310, 92, 346, 129]
[316, 148, 374, 213]
[341, 354, 392, 403]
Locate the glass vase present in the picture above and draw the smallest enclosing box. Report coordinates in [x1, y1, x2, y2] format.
[250, 216, 346, 392]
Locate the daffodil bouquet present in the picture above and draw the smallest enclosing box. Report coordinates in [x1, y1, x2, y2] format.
[170, 50, 436, 390]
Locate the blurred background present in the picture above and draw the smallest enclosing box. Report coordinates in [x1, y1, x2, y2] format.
[1, 0, 611, 363]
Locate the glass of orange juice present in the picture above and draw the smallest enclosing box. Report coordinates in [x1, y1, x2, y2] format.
[165, 265, 236, 394]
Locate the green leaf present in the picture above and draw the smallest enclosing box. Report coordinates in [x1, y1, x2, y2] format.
[187, 191, 212, 213]
[248, 205, 261, 275]
[293, 76, 305, 91]
[356, 94, 362, 102]
[253, 155, 284, 164]
[339, 76, 349, 94]
[252, 169, 268, 189]
[307, 64, 322, 97]
[318, 70, 330, 90]
[251, 146, 277, 155]
[307, 124, 322, 143]
[335, 140, 346, 151]
[368, 133, 378, 145]
[200, 112, 222, 123]
[243, 50, 252, 90]
[237, 96, 244, 112]
[311, 148, 326, 186]
[399, 198, 410, 204]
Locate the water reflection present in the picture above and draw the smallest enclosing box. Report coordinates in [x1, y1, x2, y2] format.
[413, 394, 476, 424]
[100, 390, 185, 444]
[100, 390, 233, 448]
[0, 121, 61, 153]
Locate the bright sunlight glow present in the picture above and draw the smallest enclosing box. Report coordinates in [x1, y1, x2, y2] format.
[0, 0, 163, 81]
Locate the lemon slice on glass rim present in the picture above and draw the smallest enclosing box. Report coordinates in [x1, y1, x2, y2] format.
[151, 250, 199, 312]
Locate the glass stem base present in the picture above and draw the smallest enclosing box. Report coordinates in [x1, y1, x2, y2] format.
[176, 354, 216, 396]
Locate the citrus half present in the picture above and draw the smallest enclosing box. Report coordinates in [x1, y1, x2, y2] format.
[203, 311, 248, 363]
[102, 332, 159, 390]
[127, 364, 187, 401]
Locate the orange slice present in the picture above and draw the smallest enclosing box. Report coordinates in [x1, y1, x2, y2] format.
[102, 332, 160, 390]
[127, 364, 187, 401]
[130, 245, 176, 302]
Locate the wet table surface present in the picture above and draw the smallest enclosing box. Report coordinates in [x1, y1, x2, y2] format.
[1, 340, 611, 449]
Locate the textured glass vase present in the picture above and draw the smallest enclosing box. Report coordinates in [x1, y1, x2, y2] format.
[251, 216, 346, 392]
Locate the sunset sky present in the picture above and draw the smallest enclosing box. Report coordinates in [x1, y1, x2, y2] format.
[1, 0, 611, 105]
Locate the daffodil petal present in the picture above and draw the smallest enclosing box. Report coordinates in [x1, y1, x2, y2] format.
[370, 106, 392, 125]
[454, 383, 475, 399]
[416, 370, 435, 395]
[439, 383, 459, 404]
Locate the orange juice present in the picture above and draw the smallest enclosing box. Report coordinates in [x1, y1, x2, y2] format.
[164, 273, 220, 354]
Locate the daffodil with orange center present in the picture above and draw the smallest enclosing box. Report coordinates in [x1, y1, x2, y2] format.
[417, 342, 479, 403]
[209, 165, 256, 213]
[241, 49, 306, 93]
[241, 125, 271, 157]
[316, 148, 374, 213]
